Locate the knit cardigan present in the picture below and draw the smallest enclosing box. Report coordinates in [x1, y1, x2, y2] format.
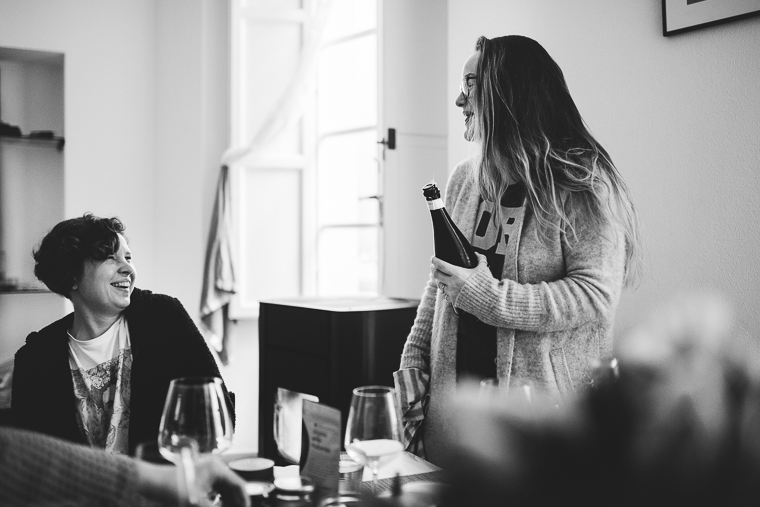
[11, 288, 234, 456]
[0, 427, 146, 507]
[397, 159, 626, 465]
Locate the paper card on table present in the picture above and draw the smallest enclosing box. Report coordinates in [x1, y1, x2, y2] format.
[275, 387, 319, 464]
[300, 400, 341, 495]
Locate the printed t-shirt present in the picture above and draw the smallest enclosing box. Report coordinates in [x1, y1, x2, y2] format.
[68, 315, 132, 454]
[456, 183, 526, 381]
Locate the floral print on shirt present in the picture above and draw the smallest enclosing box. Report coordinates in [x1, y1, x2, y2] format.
[71, 348, 132, 454]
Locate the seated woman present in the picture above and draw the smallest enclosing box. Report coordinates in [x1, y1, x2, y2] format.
[11, 213, 235, 455]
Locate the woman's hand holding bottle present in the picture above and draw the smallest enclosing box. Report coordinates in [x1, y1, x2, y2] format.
[431, 253, 486, 303]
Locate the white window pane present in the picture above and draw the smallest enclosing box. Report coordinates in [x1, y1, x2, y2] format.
[317, 226, 378, 295]
[239, 167, 302, 303]
[317, 130, 379, 226]
[242, 0, 302, 10]
[317, 34, 377, 133]
[242, 20, 303, 153]
[322, 0, 376, 42]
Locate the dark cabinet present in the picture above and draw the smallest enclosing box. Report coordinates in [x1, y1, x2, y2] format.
[258, 296, 419, 463]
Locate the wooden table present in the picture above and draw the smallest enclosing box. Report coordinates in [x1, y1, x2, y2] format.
[368, 451, 441, 480]
[222, 449, 446, 500]
[268, 451, 445, 495]
[222, 451, 440, 478]
[361, 451, 446, 496]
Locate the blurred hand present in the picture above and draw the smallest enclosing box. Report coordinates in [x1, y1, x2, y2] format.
[136, 456, 250, 507]
[195, 455, 249, 507]
[431, 253, 486, 303]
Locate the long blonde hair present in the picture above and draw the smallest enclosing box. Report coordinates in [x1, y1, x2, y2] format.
[472, 35, 643, 286]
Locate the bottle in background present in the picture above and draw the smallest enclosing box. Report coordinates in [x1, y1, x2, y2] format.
[422, 181, 478, 268]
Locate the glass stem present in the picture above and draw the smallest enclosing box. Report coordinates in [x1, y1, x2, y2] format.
[371, 461, 380, 495]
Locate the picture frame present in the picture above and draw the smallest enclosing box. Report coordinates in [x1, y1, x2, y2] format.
[662, 0, 760, 36]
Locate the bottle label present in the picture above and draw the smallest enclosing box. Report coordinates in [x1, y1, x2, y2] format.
[427, 199, 444, 210]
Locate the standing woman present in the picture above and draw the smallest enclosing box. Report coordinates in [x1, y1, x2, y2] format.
[12, 214, 234, 455]
[394, 35, 642, 465]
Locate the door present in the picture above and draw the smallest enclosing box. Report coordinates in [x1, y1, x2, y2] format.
[379, 0, 449, 299]
[314, 0, 380, 296]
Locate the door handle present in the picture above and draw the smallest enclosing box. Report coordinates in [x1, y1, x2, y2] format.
[377, 128, 396, 150]
[359, 195, 384, 226]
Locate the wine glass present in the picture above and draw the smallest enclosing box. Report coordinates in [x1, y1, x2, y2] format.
[479, 377, 534, 405]
[344, 385, 404, 494]
[137, 436, 202, 506]
[158, 377, 233, 461]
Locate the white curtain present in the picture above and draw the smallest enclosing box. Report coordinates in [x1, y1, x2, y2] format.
[200, 0, 334, 362]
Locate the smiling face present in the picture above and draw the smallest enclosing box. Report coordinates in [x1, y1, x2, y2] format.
[455, 51, 480, 142]
[71, 233, 136, 317]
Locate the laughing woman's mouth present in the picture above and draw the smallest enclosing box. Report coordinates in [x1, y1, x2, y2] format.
[111, 280, 130, 290]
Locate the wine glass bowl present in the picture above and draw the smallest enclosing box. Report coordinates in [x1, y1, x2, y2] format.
[344, 385, 404, 492]
[158, 377, 233, 463]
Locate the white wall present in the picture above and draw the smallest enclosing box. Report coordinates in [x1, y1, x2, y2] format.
[153, 0, 230, 315]
[448, 0, 760, 337]
[0, 0, 157, 286]
[0, 0, 229, 359]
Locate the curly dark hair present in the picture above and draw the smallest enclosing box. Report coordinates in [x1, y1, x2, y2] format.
[33, 213, 126, 298]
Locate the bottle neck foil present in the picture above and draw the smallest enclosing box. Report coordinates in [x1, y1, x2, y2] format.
[426, 199, 444, 210]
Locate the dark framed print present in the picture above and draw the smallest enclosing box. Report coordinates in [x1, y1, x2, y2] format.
[662, 0, 760, 36]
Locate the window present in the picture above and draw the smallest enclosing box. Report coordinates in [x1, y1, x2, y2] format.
[314, 0, 379, 296]
[230, 0, 380, 317]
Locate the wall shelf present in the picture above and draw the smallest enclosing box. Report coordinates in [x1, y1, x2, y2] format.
[0, 46, 66, 363]
[0, 134, 65, 151]
[0, 286, 51, 294]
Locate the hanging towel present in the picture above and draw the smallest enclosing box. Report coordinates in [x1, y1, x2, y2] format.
[200, 165, 236, 364]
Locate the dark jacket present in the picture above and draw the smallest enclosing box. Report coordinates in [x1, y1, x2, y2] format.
[11, 288, 235, 455]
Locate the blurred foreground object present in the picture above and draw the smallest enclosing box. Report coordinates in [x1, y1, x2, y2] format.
[0, 427, 249, 507]
[441, 292, 760, 506]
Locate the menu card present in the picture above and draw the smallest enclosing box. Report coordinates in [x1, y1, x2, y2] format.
[300, 400, 341, 495]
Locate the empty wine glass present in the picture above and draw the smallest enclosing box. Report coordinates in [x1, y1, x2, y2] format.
[158, 377, 233, 462]
[137, 436, 202, 506]
[344, 386, 404, 494]
[479, 377, 534, 405]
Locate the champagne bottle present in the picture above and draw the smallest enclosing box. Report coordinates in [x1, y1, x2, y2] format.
[423, 182, 478, 268]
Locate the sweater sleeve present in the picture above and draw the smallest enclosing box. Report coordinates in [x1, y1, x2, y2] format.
[455, 200, 626, 334]
[0, 427, 145, 507]
[393, 368, 430, 451]
[398, 271, 438, 372]
[395, 277, 436, 455]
